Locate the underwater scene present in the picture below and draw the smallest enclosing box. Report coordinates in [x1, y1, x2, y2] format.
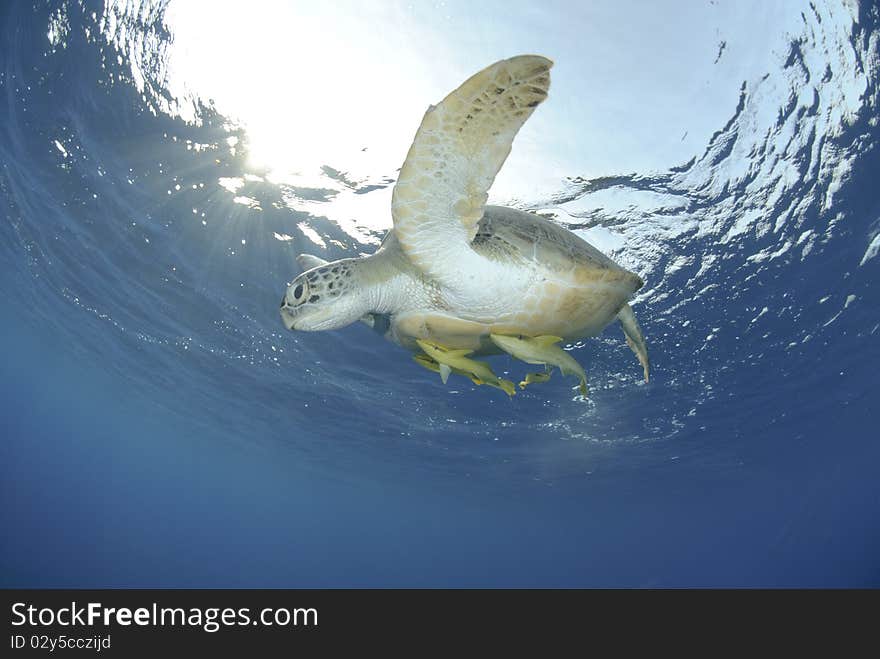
[1, 0, 878, 586]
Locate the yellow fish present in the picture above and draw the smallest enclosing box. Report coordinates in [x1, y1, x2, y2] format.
[490, 334, 588, 396]
[415, 340, 516, 396]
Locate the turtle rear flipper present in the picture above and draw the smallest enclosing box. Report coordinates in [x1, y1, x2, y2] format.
[617, 303, 649, 383]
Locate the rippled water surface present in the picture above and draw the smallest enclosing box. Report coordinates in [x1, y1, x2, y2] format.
[2, 0, 878, 586]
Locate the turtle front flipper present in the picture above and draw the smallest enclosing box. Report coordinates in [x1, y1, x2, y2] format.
[617, 303, 649, 383]
[416, 339, 516, 396]
[490, 334, 588, 396]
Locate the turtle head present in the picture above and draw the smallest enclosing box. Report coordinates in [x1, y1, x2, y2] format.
[280, 259, 371, 332]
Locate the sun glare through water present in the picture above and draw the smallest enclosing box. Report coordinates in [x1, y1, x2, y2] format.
[107, 0, 805, 241]
[160, 1, 442, 183]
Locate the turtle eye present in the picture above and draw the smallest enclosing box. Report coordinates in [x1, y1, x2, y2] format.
[287, 280, 309, 306]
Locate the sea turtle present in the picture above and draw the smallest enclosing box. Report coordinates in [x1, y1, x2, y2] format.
[280, 55, 649, 395]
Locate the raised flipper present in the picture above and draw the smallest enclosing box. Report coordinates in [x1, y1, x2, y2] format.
[416, 340, 516, 396]
[617, 303, 649, 383]
[391, 56, 552, 285]
[490, 334, 588, 396]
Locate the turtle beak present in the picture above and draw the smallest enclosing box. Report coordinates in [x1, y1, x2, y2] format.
[280, 302, 297, 330]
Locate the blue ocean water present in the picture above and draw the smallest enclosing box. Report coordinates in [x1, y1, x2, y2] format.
[1, 0, 878, 587]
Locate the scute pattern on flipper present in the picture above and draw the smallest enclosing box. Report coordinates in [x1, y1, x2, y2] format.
[391, 55, 553, 285]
